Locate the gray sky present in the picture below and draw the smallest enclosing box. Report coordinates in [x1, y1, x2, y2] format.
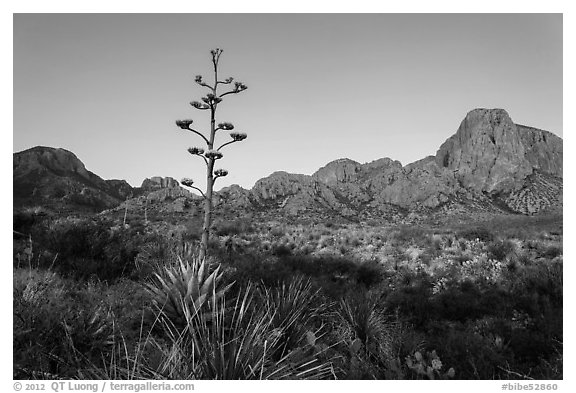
[13, 14, 562, 191]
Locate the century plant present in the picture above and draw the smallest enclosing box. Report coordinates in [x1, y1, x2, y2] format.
[144, 254, 232, 330]
[176, 48, 248, 260]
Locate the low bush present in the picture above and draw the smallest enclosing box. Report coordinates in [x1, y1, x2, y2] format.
[458, 227, 495, 242]
[487, 239, 516, 261]
[356, 259, 384, 288]
[13, 269, 117, 379]
[272, 244, 293, 257]
[214, 219, 254, 237]
[541, 245, 562, 259]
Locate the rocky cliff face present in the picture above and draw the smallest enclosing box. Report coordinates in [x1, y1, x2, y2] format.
[435, 109, 562, 194]
[140, 176, 180, 190]
[246, 109, 562, 218]
[517, 124, 563, 176]
[313, 159, 362, 185]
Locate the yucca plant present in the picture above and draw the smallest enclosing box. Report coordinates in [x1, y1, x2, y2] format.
[337, 291, 395, 378]
[260, 276, 327, 359]
[144, 254, 232, 330]
[157, 284, 335, 380]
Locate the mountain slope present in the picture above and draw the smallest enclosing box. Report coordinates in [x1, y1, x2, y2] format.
[13, 146, 131, 211]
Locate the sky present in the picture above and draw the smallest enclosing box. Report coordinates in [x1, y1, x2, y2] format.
[13, 13, 563, 191]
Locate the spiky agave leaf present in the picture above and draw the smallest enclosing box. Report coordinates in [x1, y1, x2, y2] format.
[144, 254, 232, 330]
[178, 284, 334, 380]
[261, 276, 327, 358]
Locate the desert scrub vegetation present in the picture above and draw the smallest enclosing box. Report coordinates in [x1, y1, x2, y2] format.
[13, 211, 562, 379]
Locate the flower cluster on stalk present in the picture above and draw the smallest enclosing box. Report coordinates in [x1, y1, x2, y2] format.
[214, 169, 229, 177]
[202, 94, 222, 106]
[187, 147, 205, 155]
[218, 122, 234, 130]
[190, 101, 210, 110]
[205, 150, 223, 160]
[230, 132, 247, 141]
[176, 119, 194, 129]
[181, 178, 195, 187]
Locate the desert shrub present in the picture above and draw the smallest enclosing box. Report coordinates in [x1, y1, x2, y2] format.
[284, 256, 357, 279]
[425, 322, 508, 379]
[214, 219, 254, 237]
[356, 259, 384, 288]
[225, 256, 294, 288]
[392, 226, 429, 245]
[487, 239, 516, 261]
[507, 260, 563, 311]
[13, 269, 117, 379]
[13, 210, 45, 235]
[41, 218, 141, 281]
[319, 236, 335, 248]
[269, 226, 285, 238]
[301, 245, 314, 255]
[272, 244, 293, 257]
[335, 290, 390, 378]
[337, 290, 387, 353]
[458, 226, 494, 242]
[432, 280, 485, 322]
[384, 274, 434, 328]
[430, 235, 443, 251]
[345, 236, 362, 247]
[103, 279, 154, 343]
[183, 223, 202, 241]
[514, 251, 533, 266]
[260, 277, 325, 359]
[541, 245, 562, 259]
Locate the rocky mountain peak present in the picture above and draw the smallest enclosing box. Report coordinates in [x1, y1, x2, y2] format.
[435, 108, 561, 194]
[13, 146, 132, 211]
[14, 146, 92, 180]
[313, 158, 361, 185]
[140, 176, 180, 190]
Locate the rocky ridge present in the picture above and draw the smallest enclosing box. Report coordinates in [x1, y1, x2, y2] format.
[242, 108, 562, 219]
[14, 109, 563, 219]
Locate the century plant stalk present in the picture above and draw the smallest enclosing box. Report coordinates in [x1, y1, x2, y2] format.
[176, 48, 248, 260]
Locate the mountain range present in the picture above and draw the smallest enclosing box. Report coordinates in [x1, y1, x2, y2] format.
[13, 108, 563, 221]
